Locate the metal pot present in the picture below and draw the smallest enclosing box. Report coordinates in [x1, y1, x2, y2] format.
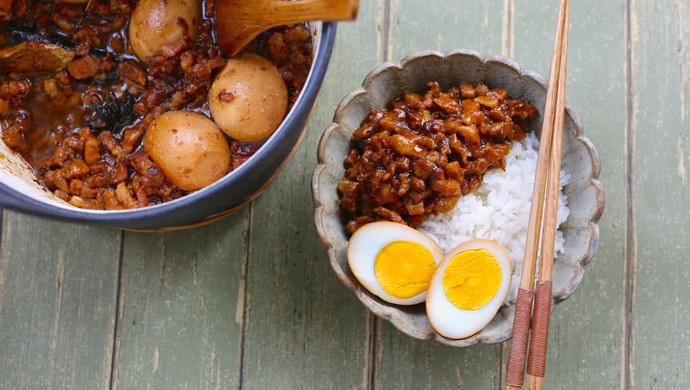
[0, 22, 336, 230]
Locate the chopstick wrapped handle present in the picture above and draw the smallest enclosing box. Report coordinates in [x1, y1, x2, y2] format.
[506, 288, 534, 388]
[526, 281, 553, 383]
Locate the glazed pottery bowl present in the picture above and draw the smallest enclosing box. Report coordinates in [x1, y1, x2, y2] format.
[312, 49, 605, 346]
[0, 22, 335, 230]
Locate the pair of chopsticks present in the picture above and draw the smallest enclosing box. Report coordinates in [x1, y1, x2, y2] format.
[505, 0, 570, 389]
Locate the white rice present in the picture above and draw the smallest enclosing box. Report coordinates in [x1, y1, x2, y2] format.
[417, 132, 571, 304]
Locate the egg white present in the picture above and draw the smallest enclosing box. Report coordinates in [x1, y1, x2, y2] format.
[347, 222, 444, 305]
[426, 239, 512, 339]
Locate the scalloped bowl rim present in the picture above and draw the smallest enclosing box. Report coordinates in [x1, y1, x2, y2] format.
[312, 49, 605, 347]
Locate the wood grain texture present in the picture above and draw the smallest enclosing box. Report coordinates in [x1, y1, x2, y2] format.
[238, 2, 381, 389]
[373, 2, 506, 389]
[631, 0, 690, 388]
[111, 211, 248, 390]
[0, 211, 121, 389]
[512, 1, 627, 388]
[387, 0, 508, 57]
[2, 1, 688, 389]
[623, 1, 637, 388]
[376, 321, 500, 389]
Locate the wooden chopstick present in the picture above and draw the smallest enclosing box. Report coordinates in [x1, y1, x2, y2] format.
[505, 0, 570, 389]
[524, 2, 570, 389]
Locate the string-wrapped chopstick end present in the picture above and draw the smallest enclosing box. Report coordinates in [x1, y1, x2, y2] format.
[505, 288, 534, 387]
[526, 281, 553, 377]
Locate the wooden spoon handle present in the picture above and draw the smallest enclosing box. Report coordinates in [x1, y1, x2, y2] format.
[216, 0, 359, 55]
[264, 0, 359, 26]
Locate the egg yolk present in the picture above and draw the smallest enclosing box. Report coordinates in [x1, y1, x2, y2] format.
[374, 240, 436, 299]
[442, 249, 502, 310]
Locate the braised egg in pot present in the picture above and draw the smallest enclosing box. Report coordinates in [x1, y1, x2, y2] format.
[144, 111, 230, 191]
[209, 53, 289, 142]
[129, 0, 201, 61]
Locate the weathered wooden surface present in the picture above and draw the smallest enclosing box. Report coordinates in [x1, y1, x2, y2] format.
[0, 0, 689, 389]
[112, 212, 248, 390]
[631, 0, 690, 388]
[0, 211, 121, 389]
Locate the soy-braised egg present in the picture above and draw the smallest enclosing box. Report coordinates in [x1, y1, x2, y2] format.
[426, 239, 512, 339]
[129, 0, 201, 61]
[347, 222, 443, 305]
[209, 54, 288, 142]
[144, 111, 230, 191]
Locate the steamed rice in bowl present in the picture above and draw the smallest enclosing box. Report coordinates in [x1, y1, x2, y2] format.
[417, 131, 571, 305]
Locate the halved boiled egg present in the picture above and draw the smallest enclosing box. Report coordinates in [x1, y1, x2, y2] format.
[347, 222, 444, 305]
[426, 239, 512, 339]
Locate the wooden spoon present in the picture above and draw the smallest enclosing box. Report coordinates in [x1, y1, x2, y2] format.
[215, 0, 359, 56]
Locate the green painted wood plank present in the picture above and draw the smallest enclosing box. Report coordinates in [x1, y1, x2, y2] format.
[512, 1, 627, 388]
[388, 0, 509, 57]
[374, 1, 507, 389]
[376, 322, 501, 389]
[239, 2, 382, 389]
[0, 211, 121, 389]
[632, 0, 690, 388]
[112, 212, 248, 390]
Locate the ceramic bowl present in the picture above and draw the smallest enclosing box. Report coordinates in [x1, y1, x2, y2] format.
[312, 49, 605, 346]
[0, 22, 335, 230]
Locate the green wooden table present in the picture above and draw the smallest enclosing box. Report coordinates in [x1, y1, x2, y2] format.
[0, 0, 687, 388]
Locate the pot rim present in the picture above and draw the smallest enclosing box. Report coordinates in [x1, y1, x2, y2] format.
[0, 22, 337, 225]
